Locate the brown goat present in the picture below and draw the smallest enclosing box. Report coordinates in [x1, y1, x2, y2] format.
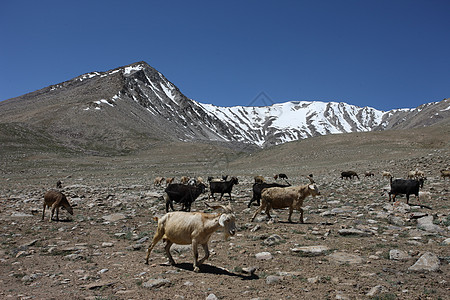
[154, 177, 165, 186]
[42, 191, 73, 222]
[166, 177, 175, 185]
[441, 169, 450, 179]
[250, 184, 320, 223]
[254, 175, 265, 184]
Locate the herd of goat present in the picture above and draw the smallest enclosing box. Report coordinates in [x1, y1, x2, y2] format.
[40, 169, 450, 272]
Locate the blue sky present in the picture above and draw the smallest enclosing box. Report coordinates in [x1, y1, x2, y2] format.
[1, 0, 449, 111]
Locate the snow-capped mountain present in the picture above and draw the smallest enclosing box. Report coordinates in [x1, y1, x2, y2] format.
[1, 61, 449, 152]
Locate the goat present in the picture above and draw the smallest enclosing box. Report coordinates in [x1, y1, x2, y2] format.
[180, 176, 190, 184]
[154, 177, 165, 186]
[441, 169, 450, 179]
[42, 191, 73, 222]
[209, 176, 239, 201]
[247, 182, 291, 207]
[250, 184, 320, 223]
[56, 180, 62, 189]
[254, 175, 265, 184]
[381, 171, 392, 179]
[341, 171, 359, 180]
[407, 169, 425, 179]
[145, 204, 236, 272]
[364, 171, 374, 177]
[166, 177, 175, 186]
[278, 173, 288, 180]
[165, 183, 206, 212]
[187, 178, 197, 186]
[388, 177, 425, 204]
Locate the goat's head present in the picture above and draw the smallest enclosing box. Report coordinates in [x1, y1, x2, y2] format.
[308, 184, 321, 197]
[231, 177, 239, 185]
[62, 202, 74, 215]
[207, 203, 236, 239]
[197, 183, 207, 193]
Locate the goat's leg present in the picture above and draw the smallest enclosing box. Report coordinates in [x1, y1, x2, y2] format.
[265, 205, 272, 220]
[197, 243, 210, 266]
[192, 240, 201, 272]
[299, 207, 304, 223]
[250, 204, 265, 222]
[145, 230, 164, 264]
[42, 204, 46, 221]
[288, 206, 294, 223]
[164, 240, 176, 265]
[50, 206, 57, 222]
[218, 193, 224, 201]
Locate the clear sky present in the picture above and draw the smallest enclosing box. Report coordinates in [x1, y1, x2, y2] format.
[1, 0, 449, 111]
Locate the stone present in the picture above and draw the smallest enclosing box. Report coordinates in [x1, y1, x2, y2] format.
[142, 278, 171, 289]
[82, 281, 116, 290]
[102, 213, 126, 222]
[338, 229, 371, 237]
[328, 252, 363, 265]
[408, 252, 440, 272]
[389, 249, 411, 261]
[291, 245, 330, 256]
[266, 275, 282, 284]
[263, 234, 283, 246]
[206, 293, 219, 300]
[255, 252, 273, 260]
[366, 285, 386, 296]
[417, 216, 444, 233]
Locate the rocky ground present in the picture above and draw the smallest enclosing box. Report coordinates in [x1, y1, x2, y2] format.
[0, 149, 449, 300]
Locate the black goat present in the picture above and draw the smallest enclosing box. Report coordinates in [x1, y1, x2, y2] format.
[388, 177, 425, 204]
[165, 183, 206, 212]
[209, 177, 239, 201]
[341, 171, 359, 180]
[247, 182, 291, 207]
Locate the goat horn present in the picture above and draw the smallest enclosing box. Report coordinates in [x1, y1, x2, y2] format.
[306, 175, 315, 184]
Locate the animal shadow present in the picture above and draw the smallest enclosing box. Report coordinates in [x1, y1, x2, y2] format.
[164, 263, 259, 280]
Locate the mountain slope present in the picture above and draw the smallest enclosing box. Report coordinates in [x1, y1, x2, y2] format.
[0, 61, 449, 153]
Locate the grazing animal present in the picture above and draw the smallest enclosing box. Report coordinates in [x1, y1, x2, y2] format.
[382, 171, 393, 179]
[166, 177, 175, 185]
[407, 169, 425, 179]
[440, 169, 450, 179]
[145, 204, 236, 272]
[364, 171, 374, 177]
[278, 173, 288, 180]
[247, 182, 291, 207]
[154, 177, 165, 186]
[254, 175, 265, 184]
[388, 177, 425, 204]
[341, 171, 359, 180]
[165, 183, 206, 212]
[250, 184, 320, 223]
[180, 176, 190, 184]
[209, 177, 239, 201]
[56, 180, 62, 189]
[42, 191, 73, 222]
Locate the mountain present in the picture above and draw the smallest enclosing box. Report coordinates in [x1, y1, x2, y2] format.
[0, 61, 449, 153]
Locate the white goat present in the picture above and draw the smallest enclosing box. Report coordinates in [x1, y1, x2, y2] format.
[382, 171, 393, 179]
[145, 204, 236, 272]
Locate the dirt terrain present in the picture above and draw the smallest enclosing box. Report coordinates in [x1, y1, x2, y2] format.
[1, 130, 449, 300]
